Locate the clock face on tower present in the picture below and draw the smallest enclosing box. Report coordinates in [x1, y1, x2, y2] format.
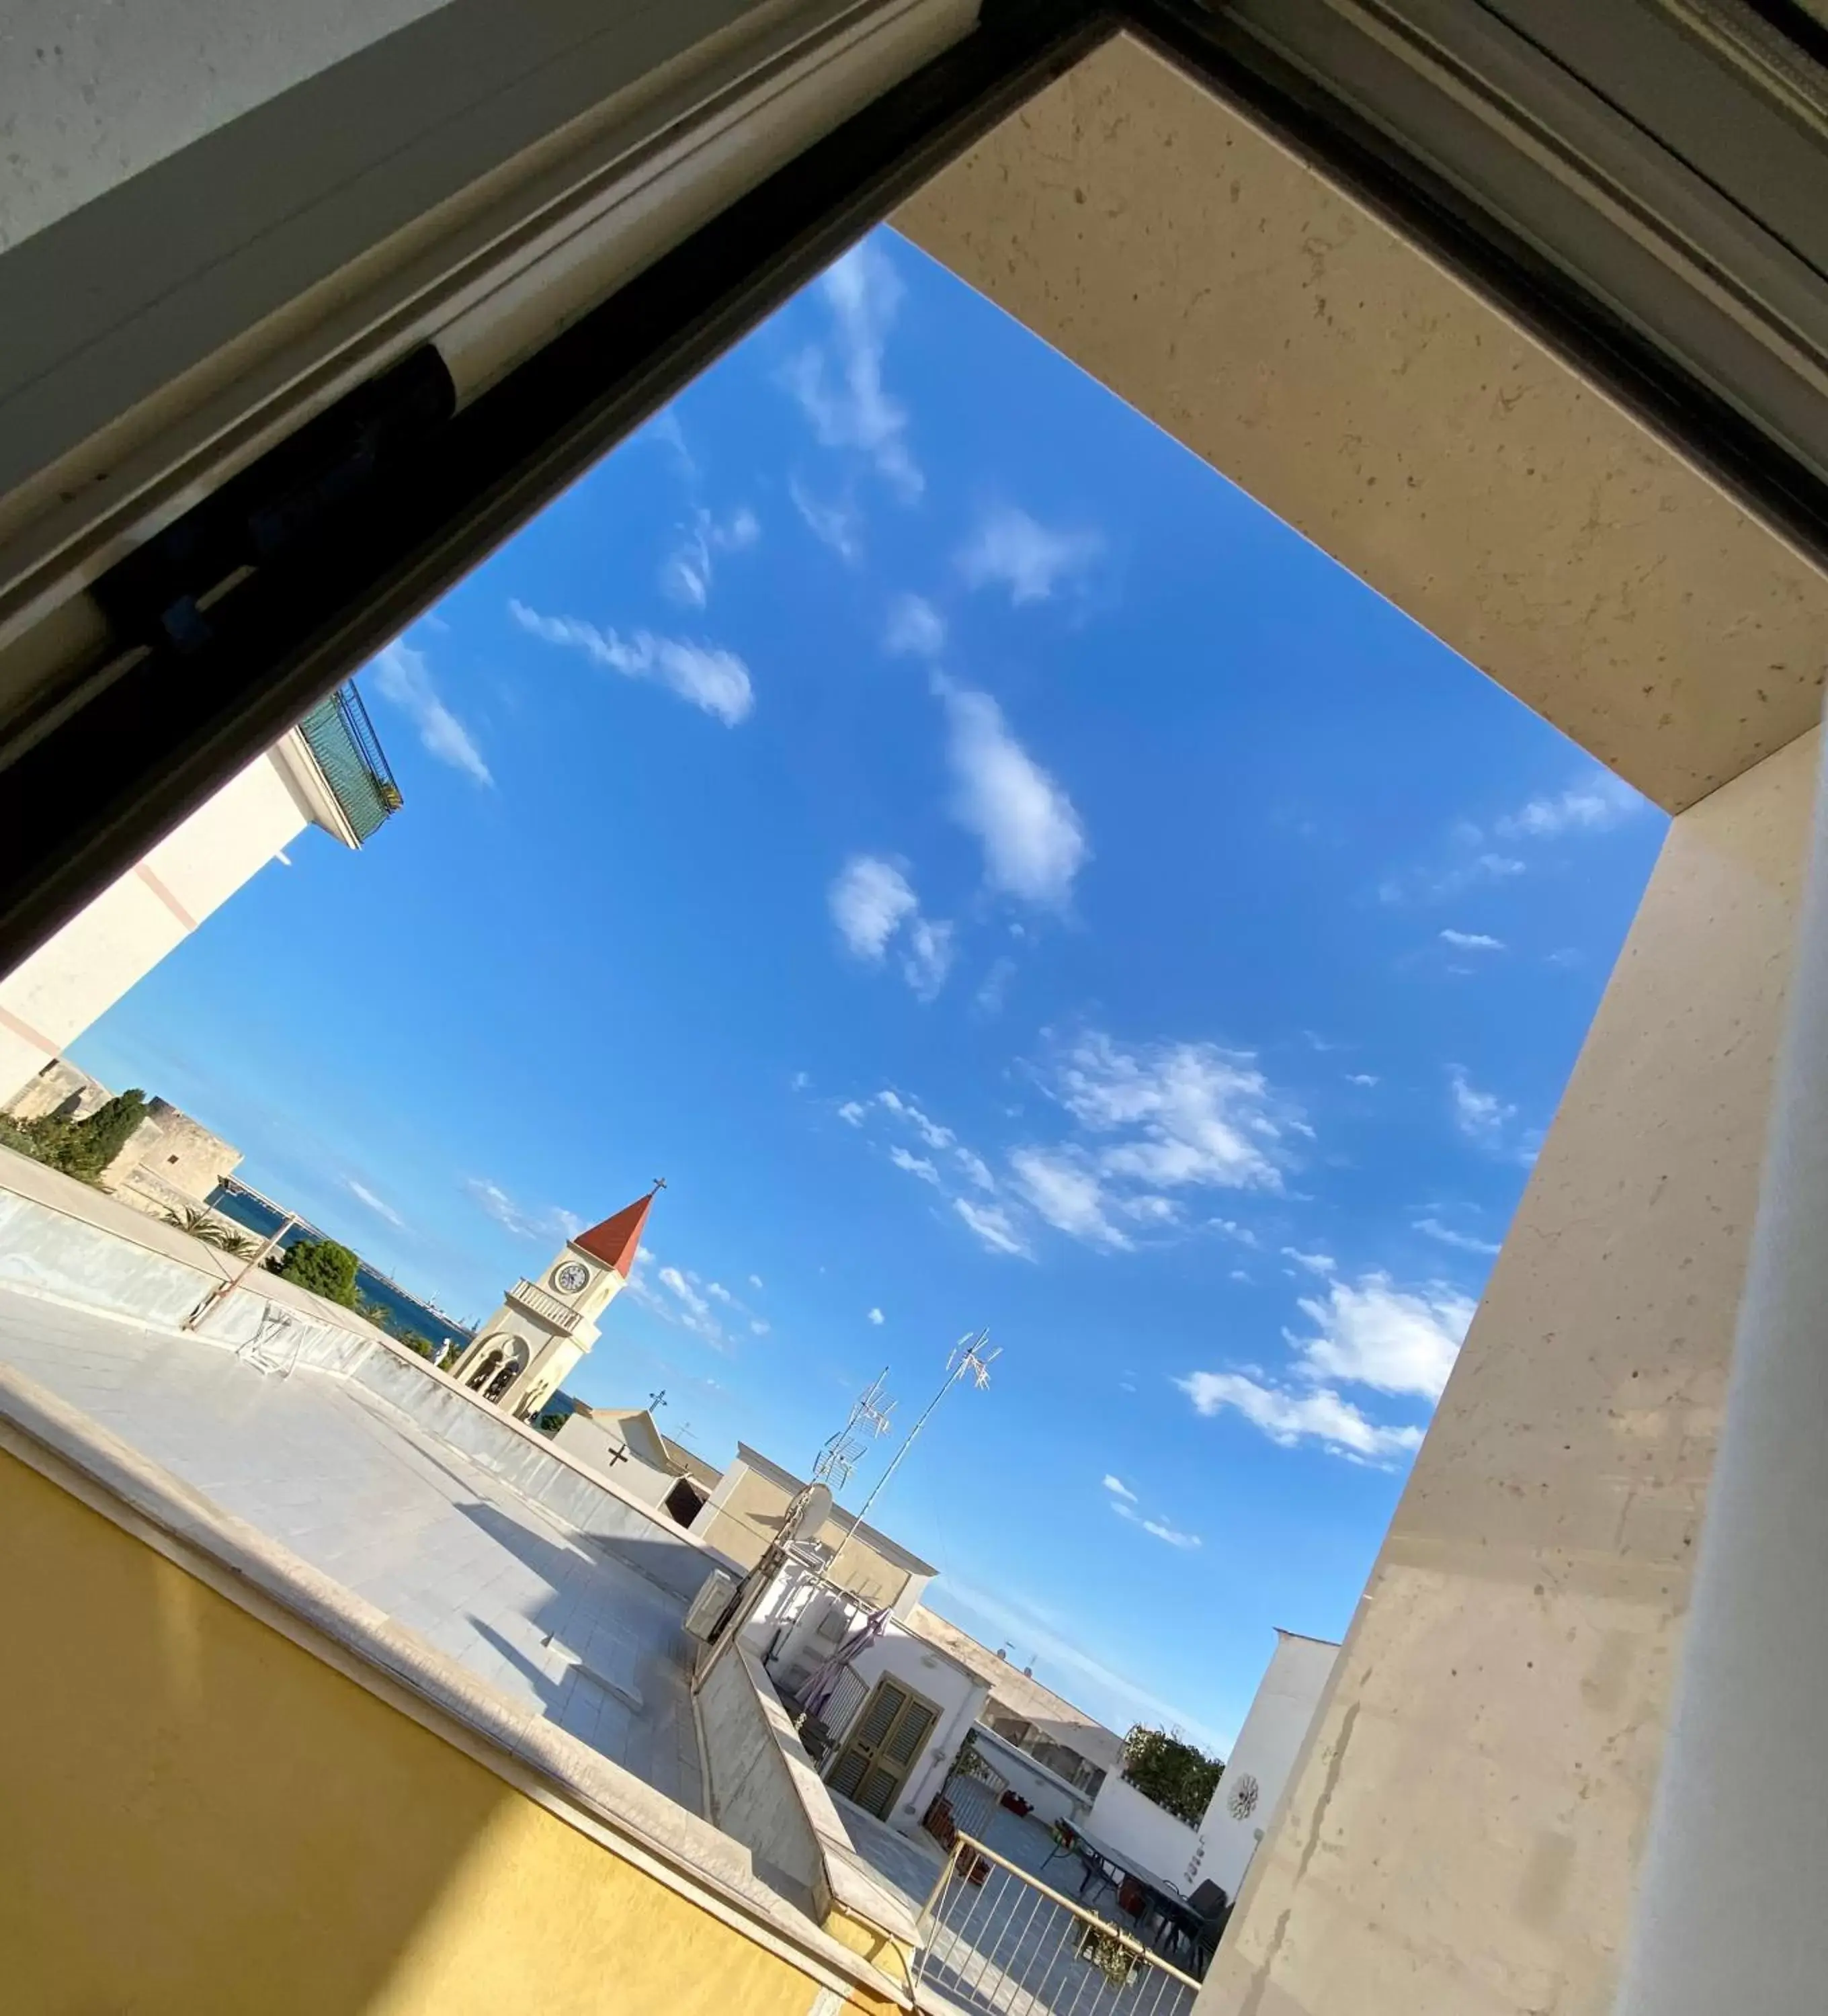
[552, 1260, 591, 1296]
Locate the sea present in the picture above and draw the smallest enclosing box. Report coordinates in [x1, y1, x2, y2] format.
[208, 1177, 474, 1353]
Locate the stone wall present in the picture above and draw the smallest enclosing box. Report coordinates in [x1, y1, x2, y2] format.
[112, 1097, 243, 1205]
[3, 1057, 109, 1122]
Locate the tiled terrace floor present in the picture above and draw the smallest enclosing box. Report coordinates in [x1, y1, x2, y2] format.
[0, 1284, 703, 1811]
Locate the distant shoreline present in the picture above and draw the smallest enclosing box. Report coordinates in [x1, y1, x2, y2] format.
[210, 1176, 476, 1344]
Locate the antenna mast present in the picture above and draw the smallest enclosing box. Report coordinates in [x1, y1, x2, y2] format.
[826, 1331, 996, 1580]
[811, 1368, 896, 1495]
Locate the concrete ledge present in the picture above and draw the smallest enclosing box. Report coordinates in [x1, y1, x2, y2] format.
[0, 1357, 909, 2010]
[700, 1638, 921, 1990]
[895, 33, 1828, 811]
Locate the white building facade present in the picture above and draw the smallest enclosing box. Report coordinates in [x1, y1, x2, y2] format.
[0, 686, 400, 1102]
[1192, 1630, 1340, 1902]
[754, 1576, 991, 1839]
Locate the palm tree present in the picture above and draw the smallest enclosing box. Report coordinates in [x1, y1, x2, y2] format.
[163, 1206, 259, 1257]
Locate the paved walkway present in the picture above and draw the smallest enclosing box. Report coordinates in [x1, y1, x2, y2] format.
[0, 1284, 704, 1812]
[830, 1794, 948, 1915]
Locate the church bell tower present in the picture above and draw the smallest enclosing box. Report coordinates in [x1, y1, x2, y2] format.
[451, 1181, 661, 1420]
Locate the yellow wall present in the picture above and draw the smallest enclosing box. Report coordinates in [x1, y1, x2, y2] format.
[0, 1447, 895, 2016]
[703, 1468, 909, 1612]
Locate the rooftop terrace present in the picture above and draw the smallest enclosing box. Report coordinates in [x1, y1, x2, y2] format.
[0, 1282, 703, 1812]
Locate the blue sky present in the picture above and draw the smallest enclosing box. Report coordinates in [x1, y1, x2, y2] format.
[75, 227, 1667, 1752]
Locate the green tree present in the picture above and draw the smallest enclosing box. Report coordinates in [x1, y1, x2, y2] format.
[357, 1294, 435, 1357]
[278, 1237, 360, 1307]
[17, 1089, 149, 1182]
[1122, 1725, 1224, 1827]
[65, 1088, 151, 1177]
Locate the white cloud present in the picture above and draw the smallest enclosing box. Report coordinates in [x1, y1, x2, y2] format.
[1179, 1372, 1425, 1463]
[989, 1032, 1296, 1255]
[749, 1274, 764, 1291]
[1384, 851, 1528, 905]
[509, 602, 753, 726]
[1112, 1501, 1203, 1550]
[1440, 929, 1505, 952]
[829, 855, 919, 961]
[1414, 1216, 1501, 1256]
[1449, 1066, 1517, 1150]
[974, 956, 1016, 1017]
[903, 916, 956, 1001]
[827, 857, 953, 1000]
[624, 1257, 741, 1349]
[956, 505, 1102, 605]
[868, 1306, 885, 1327]
[658, 1265, 710, 1321]
[462, 1177, 577, 1245]
[661, 504, 759, 608]
[876, 1089, 999, 1195]
[888, 1144, 942, 1187]
[1103, 1475, 1137, 1503]
[1288, 1272, 1472, 1401]
[885, 593, 946, 657]
[782, 239, 920, 499]
[1211, 1219, 1261, 1248]
[751, 1318, 770, 1336]
[1180, 1260, 1473, 1464]
[878, 1089, 954, 1151]
[1497, 771, 1641, 839]
[954, 1197, 1031, 1258]
[1281, 1246, 1335, 1275]
[1010, 1146, 1129, 1250]
[1384, 769, 1640, 908]
[1346, 1073, 1380, 1087]
[1052, 1030, 1290, 1195]
[345, 1179, 405, 1230]
[789, 477, 862, 563]
[936, 677, 1087, 909]
[855, 1087, 1009, 1239]
[368, 640, 491, 786]
[644, 407, 696, 480]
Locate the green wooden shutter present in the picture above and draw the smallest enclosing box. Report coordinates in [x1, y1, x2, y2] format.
[827, 1679, 911, 1804]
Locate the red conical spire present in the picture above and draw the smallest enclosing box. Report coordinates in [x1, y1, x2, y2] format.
[571, 1179, 662, 1277]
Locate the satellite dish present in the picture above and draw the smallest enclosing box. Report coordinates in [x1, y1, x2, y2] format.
[786, 1482, 834, 1545]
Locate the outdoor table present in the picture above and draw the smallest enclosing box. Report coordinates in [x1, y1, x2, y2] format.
[1067, 1826, 1192, 1952]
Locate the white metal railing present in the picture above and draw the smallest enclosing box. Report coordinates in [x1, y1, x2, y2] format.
[505, 1277, 584, 1332]
[913, 1833, 1201, 2016]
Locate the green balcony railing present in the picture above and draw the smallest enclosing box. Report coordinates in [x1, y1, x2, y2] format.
[296, 683, 403, 844]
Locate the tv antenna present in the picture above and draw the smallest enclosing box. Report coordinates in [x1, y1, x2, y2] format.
[811, 1368, 895, 1495]
[827, 1331, 995, 1579]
